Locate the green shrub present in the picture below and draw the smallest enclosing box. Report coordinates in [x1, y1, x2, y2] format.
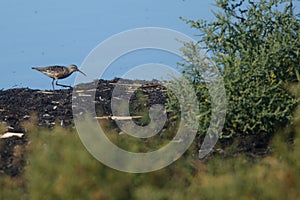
[169, 0, 300, 138]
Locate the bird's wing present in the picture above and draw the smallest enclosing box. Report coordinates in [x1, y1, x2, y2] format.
[34, 66, 67, 79]
[46, 65, 66, 72]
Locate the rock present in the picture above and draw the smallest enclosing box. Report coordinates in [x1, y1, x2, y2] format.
[0, 132, 24, 139]
[0, 78, 170, 177]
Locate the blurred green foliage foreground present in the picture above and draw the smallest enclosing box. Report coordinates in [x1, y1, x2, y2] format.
[0, 104, 299, 200]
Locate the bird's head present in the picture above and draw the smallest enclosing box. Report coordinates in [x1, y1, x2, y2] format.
[68, 64, 86, 76]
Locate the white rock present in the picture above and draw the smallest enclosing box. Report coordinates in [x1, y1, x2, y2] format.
[0, 132, 24, 139]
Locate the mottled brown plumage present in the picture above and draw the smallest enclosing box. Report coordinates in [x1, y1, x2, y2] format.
[32, 64, 86, 90]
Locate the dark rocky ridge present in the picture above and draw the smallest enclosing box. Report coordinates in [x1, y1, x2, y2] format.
[0, 79, 168, 129]
[0, 78, 169, 176]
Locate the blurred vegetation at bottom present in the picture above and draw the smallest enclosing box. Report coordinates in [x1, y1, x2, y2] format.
[0, 117, 299, 200]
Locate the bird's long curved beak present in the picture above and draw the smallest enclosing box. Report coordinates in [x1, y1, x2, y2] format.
[77, 69, 87, 76]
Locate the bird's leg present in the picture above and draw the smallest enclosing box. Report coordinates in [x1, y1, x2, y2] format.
[52, 79, 55, 91]
[55, 80, 72, 89]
